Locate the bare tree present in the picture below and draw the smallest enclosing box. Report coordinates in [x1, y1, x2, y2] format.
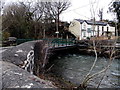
[44, 0, 71, 38]
[78, 0, 118, 88]
[78, 39, 117, 88]
[98, 8, 103, 21]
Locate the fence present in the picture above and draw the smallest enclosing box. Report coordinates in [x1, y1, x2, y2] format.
[16, 38, 75, 47]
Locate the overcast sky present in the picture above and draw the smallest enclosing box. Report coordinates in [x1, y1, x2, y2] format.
[4, 0, 115, 22]
[60, 0, 115, 22]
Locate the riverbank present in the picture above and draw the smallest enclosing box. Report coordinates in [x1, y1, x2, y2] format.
[76, 39, 120, 59]
[39, 72, 77, 88]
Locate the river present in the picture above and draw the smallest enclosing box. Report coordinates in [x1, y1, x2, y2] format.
[49, 53, 120, 88]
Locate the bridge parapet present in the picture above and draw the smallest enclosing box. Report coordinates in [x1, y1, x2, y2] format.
[16, 38, 76, 47]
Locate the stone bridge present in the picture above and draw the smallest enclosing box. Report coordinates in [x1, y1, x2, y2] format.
[1, 39, 77, 89]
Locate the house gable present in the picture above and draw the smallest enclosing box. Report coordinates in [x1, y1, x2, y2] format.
[69, 19, 81, 39]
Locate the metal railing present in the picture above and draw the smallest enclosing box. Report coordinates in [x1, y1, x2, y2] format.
[47, 38, 75, 47]
[16, 39, 35, 44]
[16, 38, 75, 47]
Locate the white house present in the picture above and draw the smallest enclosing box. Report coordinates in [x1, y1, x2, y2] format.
[69, 19, 116, 40]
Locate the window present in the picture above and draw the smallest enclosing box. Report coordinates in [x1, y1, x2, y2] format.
[82, 29, 85, 31]
[83, 31, 86, 37]
[87, 28, 91, 33]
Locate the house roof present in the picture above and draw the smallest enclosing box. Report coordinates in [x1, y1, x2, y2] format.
[75, 19, 107, 26]
[75, 19, 84, 24]
[85, 20, 107, 26]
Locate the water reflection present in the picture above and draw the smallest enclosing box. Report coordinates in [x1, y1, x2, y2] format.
[51, 54, 120, 88]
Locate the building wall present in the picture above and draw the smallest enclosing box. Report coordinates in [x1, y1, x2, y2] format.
[69, 20, 81, 40]
[104, 24, 115, 36]
[95, 25, 104, 37]
[110, 26, 115, 35]
[81, 22, 92, 39]
[99, 26, 104, 36]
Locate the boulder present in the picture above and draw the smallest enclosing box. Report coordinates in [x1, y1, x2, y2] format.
[1, 61, 56, 88]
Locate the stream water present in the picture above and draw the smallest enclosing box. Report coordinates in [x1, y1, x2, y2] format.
[50, 53, 120, 88]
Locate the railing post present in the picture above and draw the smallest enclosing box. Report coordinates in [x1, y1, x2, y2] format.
[48, 39, 51, 47]
[66, 39, 67, 46]
[68, 39, 70, 45]
[62, 39, 63, 46]
[58, 39, 59, 47]
[54, 39, 55, 47]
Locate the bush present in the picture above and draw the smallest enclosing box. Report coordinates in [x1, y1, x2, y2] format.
[3, 31, 10, 40]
